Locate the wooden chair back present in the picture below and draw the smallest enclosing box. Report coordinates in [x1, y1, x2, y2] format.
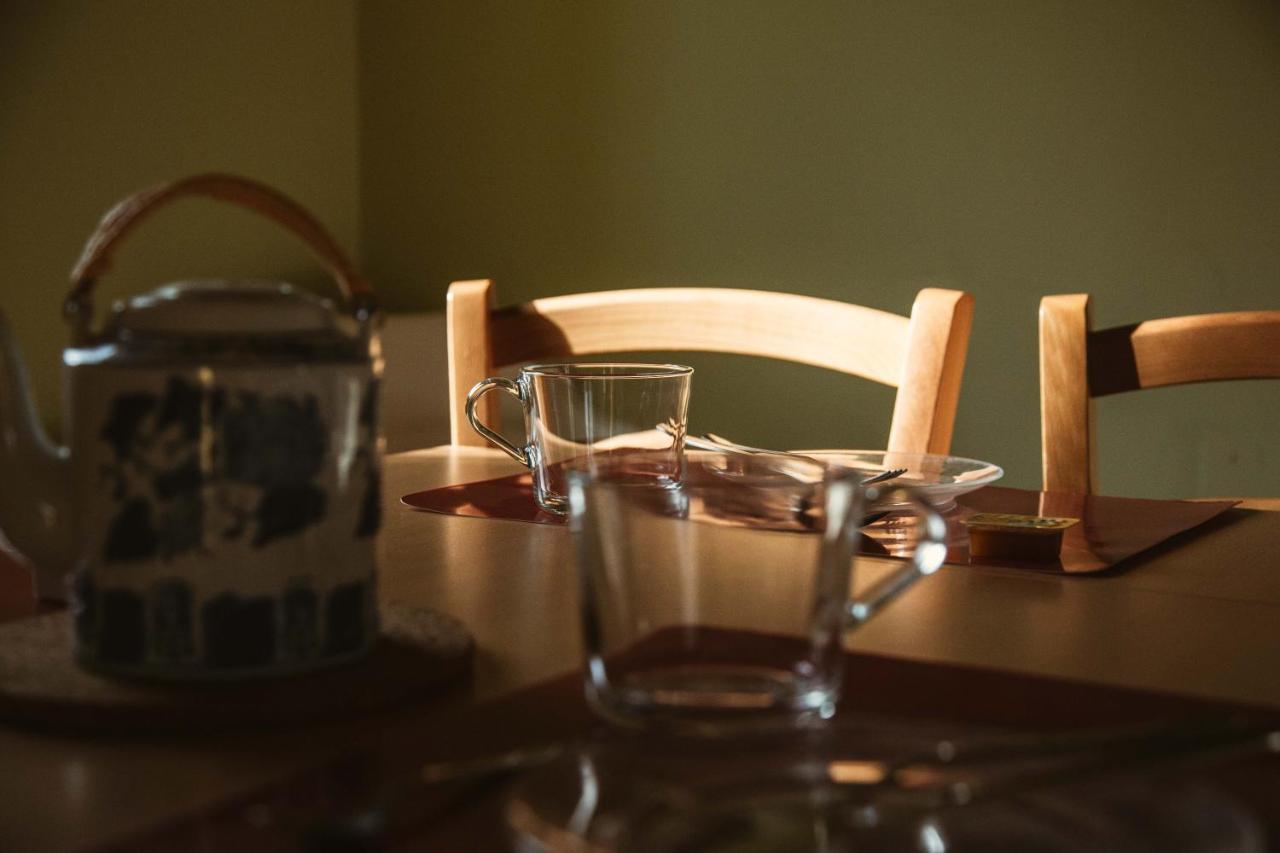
[447, 280, 974, 455]
[1040, 294, 1280, 494]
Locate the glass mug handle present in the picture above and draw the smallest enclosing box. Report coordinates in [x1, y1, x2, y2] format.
[824, 481, 949, 628]
[465, 377, 532, 467]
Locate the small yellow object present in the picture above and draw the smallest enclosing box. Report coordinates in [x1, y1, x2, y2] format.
[963, 513, 1080, 562]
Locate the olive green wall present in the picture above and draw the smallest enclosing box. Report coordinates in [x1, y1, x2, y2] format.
[3, 2, 1276, 497]
[360, 1, 1279, 497]
[0, 0, 361, 439]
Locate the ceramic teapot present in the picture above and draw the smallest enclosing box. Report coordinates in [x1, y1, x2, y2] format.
[0, 174, 382, 679]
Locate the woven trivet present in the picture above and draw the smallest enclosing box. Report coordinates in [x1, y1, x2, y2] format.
[0, 602, 472, 732]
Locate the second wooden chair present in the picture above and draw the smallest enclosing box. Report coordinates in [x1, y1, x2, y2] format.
[1040, 293, 1280, 500]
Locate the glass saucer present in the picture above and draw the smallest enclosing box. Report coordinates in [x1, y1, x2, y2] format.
[506, 727, 1262, 853]
[798, 450, 1003, 511]
[618, 778, 1261, 853]
[506, 723, 941, 852]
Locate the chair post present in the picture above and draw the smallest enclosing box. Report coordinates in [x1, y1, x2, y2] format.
[447, 279, 498, 446]
[887, 288, 974, 456]
[1039, 294, 1096, 493]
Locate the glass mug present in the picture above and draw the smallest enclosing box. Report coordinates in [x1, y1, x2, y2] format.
[567, 450, 947, 734]
[465, 363, 693, 514]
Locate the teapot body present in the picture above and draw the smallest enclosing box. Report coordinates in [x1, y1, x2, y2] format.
[65, 338, 380, 678]
[0, 174, 386, 680]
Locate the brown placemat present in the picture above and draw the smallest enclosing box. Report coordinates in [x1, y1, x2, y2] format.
[0, 603, 473, 733]
[402, 471, 557, 524]
[402, 475, 1237, 573]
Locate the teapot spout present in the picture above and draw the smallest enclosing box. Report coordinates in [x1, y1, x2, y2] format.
[0, 311, 72, 599]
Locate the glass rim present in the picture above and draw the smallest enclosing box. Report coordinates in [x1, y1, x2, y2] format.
[521, 362, 694, 379]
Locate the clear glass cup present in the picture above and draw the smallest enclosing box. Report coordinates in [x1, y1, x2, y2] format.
[567, 450, 948, 735]
[465, 363, 692, 514]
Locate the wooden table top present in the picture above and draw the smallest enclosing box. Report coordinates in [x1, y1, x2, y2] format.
[2, 446, 1279, 851]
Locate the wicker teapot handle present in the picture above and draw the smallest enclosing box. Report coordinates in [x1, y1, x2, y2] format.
[65, 173, 374, 341]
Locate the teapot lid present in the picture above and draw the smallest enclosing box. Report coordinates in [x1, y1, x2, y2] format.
[107, 280, 339, 337]
[63, 279, 371, 367]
